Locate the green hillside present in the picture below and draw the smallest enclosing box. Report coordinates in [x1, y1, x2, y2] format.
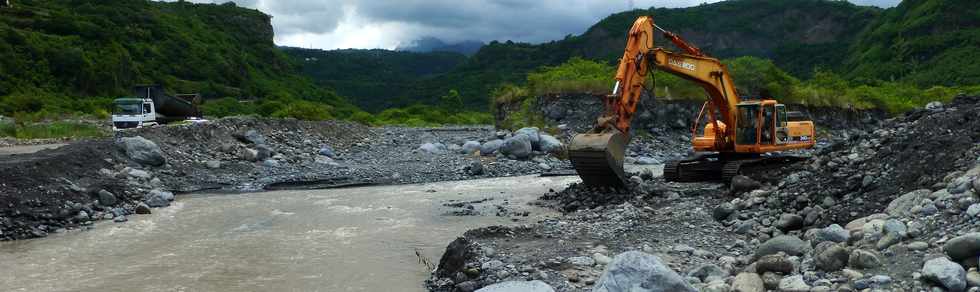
[845, 0, 980, 86]
[0, 0, 355, 118]
[282, 48, 467, 112]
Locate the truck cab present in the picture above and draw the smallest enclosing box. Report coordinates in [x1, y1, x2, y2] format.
[112, 97, 158, 130]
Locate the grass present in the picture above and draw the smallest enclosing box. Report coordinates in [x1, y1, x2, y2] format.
[0, 121, 107, 139]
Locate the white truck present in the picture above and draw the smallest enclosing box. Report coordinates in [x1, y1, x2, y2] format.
[112, 85, 204, 130]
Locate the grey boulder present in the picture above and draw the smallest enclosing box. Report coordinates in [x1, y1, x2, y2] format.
[886, 189, 931, 217]
[514, 127, 541, 148]
[144, 189, 174, 207]
[922, 257, 967, 292]
[419, 142, 448, 155]
[500, 134, 532, 159]
[538, 134, 562, 153]
[460, 141, 482, 155]
[119, 136, 166, 166]
[753, 235, 809, 260]
[475, 280, 554, 292]
[593, 251, 696, 292]
[943, 233, 980, 261]
[480, 140, 505, 156]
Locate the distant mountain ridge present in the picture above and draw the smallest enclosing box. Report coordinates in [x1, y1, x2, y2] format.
[396, 37, 484, 56]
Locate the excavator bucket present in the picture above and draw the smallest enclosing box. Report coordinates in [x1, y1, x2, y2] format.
[568, 130, 629, 187]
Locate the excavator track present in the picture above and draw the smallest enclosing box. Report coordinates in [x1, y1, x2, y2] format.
[664, 154, 808, 183]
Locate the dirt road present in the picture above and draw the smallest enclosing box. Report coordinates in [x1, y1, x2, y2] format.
[0, 175, 579, 292]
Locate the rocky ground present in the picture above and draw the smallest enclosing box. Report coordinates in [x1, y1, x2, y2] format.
[0, 117, 577, 240]
[426, 96, 980, 292]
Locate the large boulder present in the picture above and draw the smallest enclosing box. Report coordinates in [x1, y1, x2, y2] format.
[809, 224, 850, 246]
[538, 134, 563, 153]
[814, 242, 849, 272]
[885, 189, 931, 217]
[593, 251, 696, 292]
[753, 235, 809, 260]
[143, 189, 174, 208]
[922, 257, 967, 292]
[475, 280, 554, 292]
[97, 189, 117, 206]
[119, 136, 166, 166]
[943, 233, 980, 262]
[731, 272, 765, 292]
[730, 175, 762, 193]
[460, 141, 482, 155]
[848, 249, 881, 270]
[418, 143, 448, 155]
[480, 139, 505, 156]
[775, 213, 804, 231]
[500, 134, 532, 159]
[514, 127, 541, 148]
[236, 129, 267, 145]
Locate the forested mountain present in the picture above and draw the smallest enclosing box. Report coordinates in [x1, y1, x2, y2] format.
[845, 0, 980, 86]
[0, 0, 355, 117]
[282, 48, 467, 111]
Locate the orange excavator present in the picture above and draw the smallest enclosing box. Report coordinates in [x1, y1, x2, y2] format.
[569, 16, 816, 187]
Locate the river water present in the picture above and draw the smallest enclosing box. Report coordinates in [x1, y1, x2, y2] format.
[0, 175, 579, 292]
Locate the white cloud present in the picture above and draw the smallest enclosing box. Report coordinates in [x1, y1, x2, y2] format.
[183, 0, 902, 50]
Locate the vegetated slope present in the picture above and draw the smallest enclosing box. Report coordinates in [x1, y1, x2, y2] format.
[282, 47, 468, 112]
[395, 36, 484, 56]
[361, 0, 880, 111]
[0, 0, 354, 116]
[845, 0, 980, 86]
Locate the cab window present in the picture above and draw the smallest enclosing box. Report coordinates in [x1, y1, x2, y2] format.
[143, 103, 152, 114]
[736, 105, 759, 145]
[777, 105, 788, 127]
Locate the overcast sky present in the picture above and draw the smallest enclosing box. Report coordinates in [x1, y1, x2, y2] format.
[185, 0, 902, 50]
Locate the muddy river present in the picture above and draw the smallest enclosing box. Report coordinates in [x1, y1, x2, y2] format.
[0, 175, 579, 292]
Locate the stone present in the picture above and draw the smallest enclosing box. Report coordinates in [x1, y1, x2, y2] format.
[966, 270, 980, 288]
[731, 272, 765, 292]
[514, 127, 541, 148]
[755, 253, 795, 275]
[113, 215, 127, 223]
[776, 213, 804, 231]
[479, 139, 505, 156]
[967, 204, 980, 217]
[761, 272, 781, 290]
[481, 260, 504, 271]
[500, 134, 533, 159]
[205, 160, 221, 169]
[635, 157, 660, 165]
[436, 238, 471, 277]
[849, 249, 881, 269]
[908, 241, 930, 251]
[922, 257, 967, 292]
[128, 169, 151, 179]
[474, 280, 555, 292]
[568, 256, 595, 267]
[886, 189, 931, 217]
[593, 253, 613, 266]
[814, 243, 849, 272]
[811, 224, 850, 245]
[593, 251, 696, 292]
[944, 233, 980, 261]
[419, 142, 448, 155]
[240, 129, 267, 145]
[460, 141, 481, 155]
[118, 136, 166, 166]
[97, 189, 117, 206]
[465, 161, 484, 176]
[753, 235, 809, 260]
[134, 203, 152, 214]
[778, 275, 811, 292]
[687, 264, 727, 282]
[845, 213, 888, 233]
[262, 159, 280, 168]
[713, 203, 736, 221]
[876, 232, 903, 250]
[143, 189, 174, 207]
[538, 135, 562, 153]
[317, 145, 336, 157]
[883, 219, 908, 238]
[730, 175, 762, 193]
[926, 101, 944, 111]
